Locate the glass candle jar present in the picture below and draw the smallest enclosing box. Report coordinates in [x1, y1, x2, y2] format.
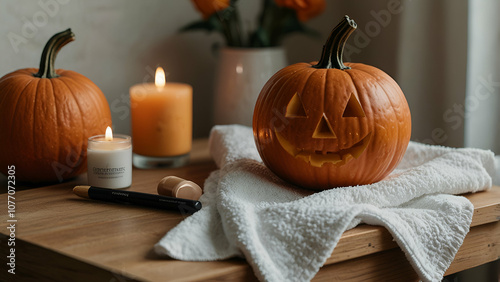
[87, 134, 132, 189]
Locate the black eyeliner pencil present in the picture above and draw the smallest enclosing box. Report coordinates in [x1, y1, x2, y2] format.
[73, 185, 202, 214]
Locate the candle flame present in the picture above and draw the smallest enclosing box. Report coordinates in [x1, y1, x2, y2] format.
[155, 67, 166, 88]
[105, 126, 113, 141]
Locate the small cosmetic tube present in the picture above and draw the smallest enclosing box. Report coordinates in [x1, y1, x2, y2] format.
[157, 176, 202, 201]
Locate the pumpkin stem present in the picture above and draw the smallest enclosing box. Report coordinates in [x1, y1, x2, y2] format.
[313, 15, 357, 70]
[34, 29, 75, 78]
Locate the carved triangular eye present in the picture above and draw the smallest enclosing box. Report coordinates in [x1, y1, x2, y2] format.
[342, 93, 366, 117]
[313, 114, 337, 139]
[286, 93, 307, 118]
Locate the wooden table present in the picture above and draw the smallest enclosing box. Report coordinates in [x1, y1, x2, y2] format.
[1, 139, 499, 281]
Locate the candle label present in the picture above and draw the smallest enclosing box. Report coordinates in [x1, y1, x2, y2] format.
[87, 156, 132, 189]
[92, 166, 127, 178]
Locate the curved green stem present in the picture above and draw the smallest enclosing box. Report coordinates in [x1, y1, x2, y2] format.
[313, 15, 357, 70]
[34, 29, 75, 78]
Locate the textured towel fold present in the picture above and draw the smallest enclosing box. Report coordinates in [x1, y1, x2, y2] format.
[155, 125, 497, 282]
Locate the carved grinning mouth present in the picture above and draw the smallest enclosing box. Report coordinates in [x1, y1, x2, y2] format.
[275, 130, 372, 167]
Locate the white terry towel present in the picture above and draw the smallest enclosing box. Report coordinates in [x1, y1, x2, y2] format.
[155, 125, 497, 282]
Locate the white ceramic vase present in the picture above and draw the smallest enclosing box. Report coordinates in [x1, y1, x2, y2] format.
[213, 47, 287, 126]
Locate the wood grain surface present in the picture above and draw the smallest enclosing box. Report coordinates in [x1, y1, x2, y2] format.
[1, 139, 499, 281]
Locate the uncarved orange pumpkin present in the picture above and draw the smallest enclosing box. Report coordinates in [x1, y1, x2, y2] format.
[0, 29, 112, 183]
[253, 16, 411, 190]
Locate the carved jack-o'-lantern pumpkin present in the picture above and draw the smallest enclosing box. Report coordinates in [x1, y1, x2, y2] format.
[253, 16, 411, 190]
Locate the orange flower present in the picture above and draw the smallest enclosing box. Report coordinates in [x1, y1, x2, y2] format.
[191, 0, 231, 19]
[275, 0, 326, 21]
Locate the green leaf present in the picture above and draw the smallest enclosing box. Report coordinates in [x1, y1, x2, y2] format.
[180, 20, 217, 32]
[179, 13, 225, 35]
[278, 11, 321, 41]
[250, 28, 271, 47]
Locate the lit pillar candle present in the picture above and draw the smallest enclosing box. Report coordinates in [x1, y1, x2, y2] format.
[130, 67, 192, 168]
[87, 126, 132, 189]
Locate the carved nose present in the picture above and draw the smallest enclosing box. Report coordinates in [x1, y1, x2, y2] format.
[313, 114, 337, 139]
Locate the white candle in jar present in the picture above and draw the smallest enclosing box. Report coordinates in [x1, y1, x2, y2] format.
[87, 126, 132, 189]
